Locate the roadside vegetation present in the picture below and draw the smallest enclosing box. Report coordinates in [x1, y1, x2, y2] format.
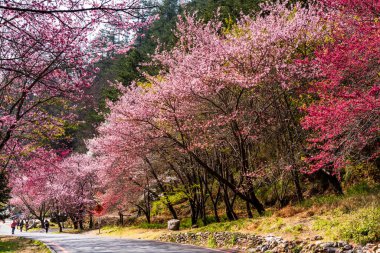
[84, 182, 379, 245]
[0, 236, 49, 253]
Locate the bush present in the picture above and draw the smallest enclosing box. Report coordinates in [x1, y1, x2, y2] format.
[312, 206, 380, 244]
[346, 182, 372, 195]
[340, 207, 380, 244]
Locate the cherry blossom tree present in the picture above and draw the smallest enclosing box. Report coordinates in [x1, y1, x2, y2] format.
[52, 154, 99, 230]
[0, 0, 153, 169]
[302, 0, 380, 176]
[89, 2, 326, 218]
[10, 148, 63, 225]
[10, 149, 100, 230]
[88, 134, 155, 223]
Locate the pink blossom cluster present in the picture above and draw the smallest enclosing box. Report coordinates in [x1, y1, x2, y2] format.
[10, 149, 99, 221]
[87, 2, 326, 213]
[303, 0, 380, 174]
[0, 0, 148, 167]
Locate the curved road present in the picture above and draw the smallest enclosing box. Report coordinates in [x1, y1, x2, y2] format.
[0, 220, 226, 253]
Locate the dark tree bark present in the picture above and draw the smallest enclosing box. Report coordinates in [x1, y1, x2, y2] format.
[79, 220, 84, 230]
[58, 222, 63, 232]
[246, 201, 253, 218]
[326, 173, 343, 195]
[118, 211, 124, 226]
[89, 213, 94, 229]
[292, 170, 304, 202]
[70, 215, 78, 229]
[223, 189, 238, 221]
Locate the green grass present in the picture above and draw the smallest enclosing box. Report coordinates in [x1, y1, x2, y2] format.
[0, 236, 49, 253]
[299, 182, 380, 208]
[229, 233, 238, 246]
[101, 225, 124, 233]
[292, 245, 303, 253]
[32, 240, 50, 251]
[100, 221, 166, 231]
[284, 224, 303, 235]
[136, 222, 166, 229]
[180, 218, 193, 229]
[207, 235, 217, 248]
[193, 218, 249, 232]
[256, 217, 285, 233]
[0, 239, 21, 252]
[54, 228, 82, 234]
[312, 206, 380, 244]
[183, 183, 380, 244]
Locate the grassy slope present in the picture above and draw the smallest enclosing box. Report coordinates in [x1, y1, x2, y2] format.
[0, 236, 50, 253]
[86, 183, 380, 245]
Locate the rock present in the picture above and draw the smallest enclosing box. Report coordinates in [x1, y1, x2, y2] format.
[324, 247, 338, 253]
[157, 230, 378, 253]
[260, 245, 269, 252]
[314, 235, 324, 241]
[191, 224, 198, 228]
[343, 245, 353, 250]
[167, 219, 180, 231]
[334, 242, 344, 247]
[321, 242, 335, 248]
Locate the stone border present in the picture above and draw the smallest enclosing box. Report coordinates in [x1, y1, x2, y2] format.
[158, 232, 380, 253]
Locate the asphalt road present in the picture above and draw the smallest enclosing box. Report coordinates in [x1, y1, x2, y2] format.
[0, 220, 226, 253]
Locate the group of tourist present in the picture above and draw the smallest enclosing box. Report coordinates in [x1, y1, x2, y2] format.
[10, 219, 29, 234]
[10, 219, 49, 234]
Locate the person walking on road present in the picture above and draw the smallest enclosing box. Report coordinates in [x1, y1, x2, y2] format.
[44, 220, 49, 233]
[19, 219, 24, 232]
[11, 219, 17, 234]
[25, 220, 29, 231]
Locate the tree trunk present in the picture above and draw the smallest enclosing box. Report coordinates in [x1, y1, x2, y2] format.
[39, 218, 44, 228]
[212, 201, 220, 222]
[145, 211, 151, 224]
[182, 146, 266, 213]
[118, 212, 124, 226]
[200, 200, 207, 225]
[70, 216, 78, 229]
[89, 213, 94, 229]
[319, 170, 344, 195]
[144, 157, 179, 220]
[223, 191, 238, 221]
[246, 201, 253, 218]
[167, 202, 178, 219]
[292, 170, 304, 202]
[248, 186, 265, 215]
[79, 220, 84, 230]
[327, 173, 343, 195]
[58, 221, 63, 232]
[189, 200, 198, 226]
